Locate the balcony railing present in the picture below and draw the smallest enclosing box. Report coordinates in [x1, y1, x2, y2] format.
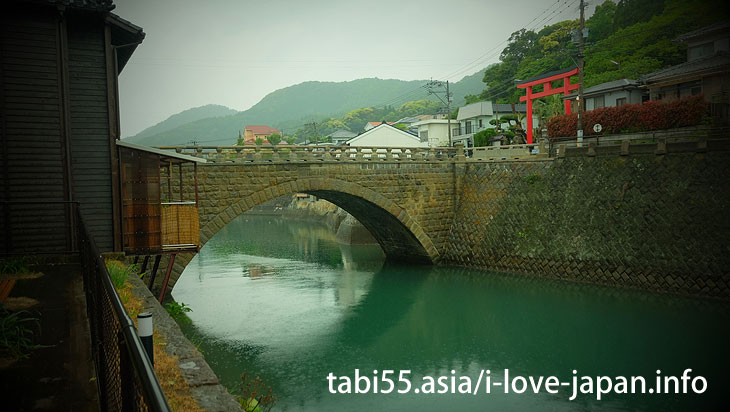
[161, 202, 200, 251]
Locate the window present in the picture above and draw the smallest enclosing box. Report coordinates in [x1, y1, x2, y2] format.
[594, 95, 605, 109]
[419, 131, 428, 142]
[478, 119, 483, 128]
[465, 121, 472, 134]
[688, 42, 714, 61]
[616, 97, 627, 106]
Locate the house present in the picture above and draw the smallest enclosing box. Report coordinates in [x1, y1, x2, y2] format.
[640, 20, 730, 119]
[244, 125, 281, 141]
[346, 123, 428, 148]
[363, 121, 395, 131]
[562, 79, 646, 111]
[411, 118, 456, 147]
[1, 0, 145, 253]
[453, 101, 532, 147]
[327, 129, 357, 145]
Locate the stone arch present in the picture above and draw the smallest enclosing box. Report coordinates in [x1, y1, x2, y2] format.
[160, 178, 440, 297]
[199, 177, 439, 262]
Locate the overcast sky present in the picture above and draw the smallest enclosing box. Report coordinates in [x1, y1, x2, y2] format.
[115, 0, 600, 137]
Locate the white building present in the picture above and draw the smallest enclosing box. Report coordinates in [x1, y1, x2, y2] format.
[346, 123, 427, 147]
[453, 101, 533, 147]
[411, 118, 456, 147]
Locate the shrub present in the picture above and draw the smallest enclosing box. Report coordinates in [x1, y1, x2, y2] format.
[546, 95, 708, 138]
[105, 260, 131, 290]
[164, 301, 192, 325]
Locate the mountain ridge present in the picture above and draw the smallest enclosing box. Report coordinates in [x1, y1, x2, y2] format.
[123, 70, 486, 146]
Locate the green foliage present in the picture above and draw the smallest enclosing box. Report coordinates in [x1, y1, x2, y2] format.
[614, 0, 665, 29]
[284, 136, 296, 145]
[293, 99, 442, 141]
[472, 0, 727, 105]
[0, 257, 30, 275]
[105, 260, 131, 290]
[587, 0, 617, 42]
[165, 301, 192, 325]
[474, 129, 497, 147]
[254, 137, 264, 146]
[0, 306, 43, 359]
[267, 133, 282, 146]
[239, 372, 277, 412]
[127, 75, 487, 146]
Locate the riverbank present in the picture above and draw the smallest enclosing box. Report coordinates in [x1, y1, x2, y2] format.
[124, 270, 241, 412]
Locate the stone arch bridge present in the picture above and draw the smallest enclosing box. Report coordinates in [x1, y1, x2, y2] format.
[154, 144, 506, 294]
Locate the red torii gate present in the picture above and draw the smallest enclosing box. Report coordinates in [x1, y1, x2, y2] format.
[516, 67, 579, 144]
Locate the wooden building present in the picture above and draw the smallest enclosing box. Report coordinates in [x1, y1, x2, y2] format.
[1, 0, 144, 253]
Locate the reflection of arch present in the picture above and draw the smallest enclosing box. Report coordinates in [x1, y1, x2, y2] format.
[199, 178, 438, 263]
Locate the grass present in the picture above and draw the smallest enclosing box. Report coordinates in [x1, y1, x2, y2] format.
[107, 259, 206, 412]
[0, 257, 30, 275]
[0, 306, 42, 359]
[105, 259, 132, 289]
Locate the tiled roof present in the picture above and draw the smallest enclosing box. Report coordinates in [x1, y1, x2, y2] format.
[562, 79, 639, 99]
[367, 121, 395, 126]
[493, 103, 527, 113]
[640, 52, 730, 83]
[675, 20, 730, 43]
[244, 125, 280, 134]
[18, 0, 115, 11]
[327, 129, 357, 138]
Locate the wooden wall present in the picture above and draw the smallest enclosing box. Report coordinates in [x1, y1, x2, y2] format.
[1, 6, 116, 253]
[68, 16, 113, 251]
[1, 7, 69, 253]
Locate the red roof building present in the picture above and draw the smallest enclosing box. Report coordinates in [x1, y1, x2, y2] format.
[243, 125, 281, 140]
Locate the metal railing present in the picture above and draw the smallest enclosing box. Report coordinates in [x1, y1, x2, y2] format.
[78, 206, 172, 412]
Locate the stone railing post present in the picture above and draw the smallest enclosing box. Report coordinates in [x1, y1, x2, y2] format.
[655, 138, 666, 155]
[216, 148, 223, 161]
[288, 147, 298, 162]
[455, 143, 465, 162]
[254, 145, 262, 162]
[355, 147, 363, 161]
[271, 146, 280, 162]
[235, 147, 242, 160]
[195, 147, 203, 158]
[620, 140, 630, 156]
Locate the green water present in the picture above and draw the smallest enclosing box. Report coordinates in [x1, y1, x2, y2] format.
[172, 215, 729, 411]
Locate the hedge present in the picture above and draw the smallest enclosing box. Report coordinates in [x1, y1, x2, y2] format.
[545, 95, 709, 138]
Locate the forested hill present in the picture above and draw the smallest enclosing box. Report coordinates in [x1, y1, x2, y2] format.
[469, 0, 730, 106]
[123, 71, 485, 146]
[131, 104, 238, 141]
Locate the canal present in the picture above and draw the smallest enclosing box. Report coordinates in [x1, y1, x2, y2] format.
[172, 215, 728, 411]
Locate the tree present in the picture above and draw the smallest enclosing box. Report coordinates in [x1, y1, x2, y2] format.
[236, 130, 244, 145]
[474, 129, 497, 147]
[587, 0, 617, 42]
[284, 136, 296, 145]
[267, 133, 282, 146]
[254, 137, 264, 146]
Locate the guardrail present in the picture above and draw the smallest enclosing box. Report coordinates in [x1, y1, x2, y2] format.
[78, 205, 172, 412]
[547, 126, 730, 156]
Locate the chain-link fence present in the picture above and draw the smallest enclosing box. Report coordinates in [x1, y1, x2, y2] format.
[78, 207, 171, 412]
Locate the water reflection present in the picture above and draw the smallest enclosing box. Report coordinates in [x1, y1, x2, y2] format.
[174, 215, 729, 412]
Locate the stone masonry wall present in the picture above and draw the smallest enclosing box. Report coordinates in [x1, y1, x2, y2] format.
[443, 149, 730, 298]
[155, 161, 458, 294]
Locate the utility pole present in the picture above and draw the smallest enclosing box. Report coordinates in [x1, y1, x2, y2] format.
[577, 0, 586, 144]
[305, 122, 318, 144]
[426, 79, 453, 146]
